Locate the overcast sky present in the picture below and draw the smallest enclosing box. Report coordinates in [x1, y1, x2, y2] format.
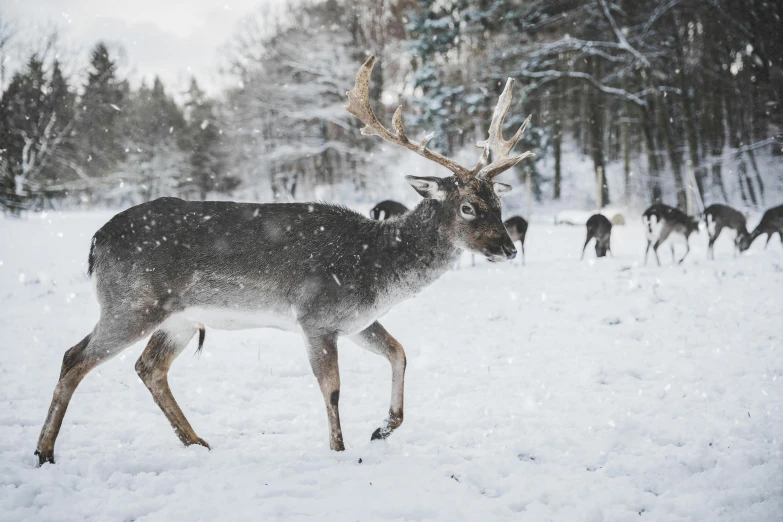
[3, 0, 287, 95]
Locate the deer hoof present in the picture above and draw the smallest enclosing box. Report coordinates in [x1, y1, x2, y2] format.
[186, 437, 211, 450]
[34, 449, 55, 466]
[371, 427, 391, 441]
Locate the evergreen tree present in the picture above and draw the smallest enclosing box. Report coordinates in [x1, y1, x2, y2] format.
[0, 55, 50, 205]
[117, 75, 188, 201]
[407, 0, 543, 194]
[39, 59, 76, 184]
[75, 43, 125, 179]
[183, 78, 233, 199]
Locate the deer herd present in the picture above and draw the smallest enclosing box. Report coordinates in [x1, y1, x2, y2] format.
[34, 56, 783, 466]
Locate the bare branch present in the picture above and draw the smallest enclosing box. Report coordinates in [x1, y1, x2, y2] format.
[517, 69, 647, 106]
[598, 0, 651, 68]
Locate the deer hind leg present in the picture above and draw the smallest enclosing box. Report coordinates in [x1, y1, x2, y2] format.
[135, 319, 209, 449]
[677, 236, 691, 265]
[709, 226, 722, 259]
[678, 242, 691, 264]
[36, 314, 156, 465]
[652, 240, 663, 266]
[304, 331, 344, 451]
[351, 321, 406, 442]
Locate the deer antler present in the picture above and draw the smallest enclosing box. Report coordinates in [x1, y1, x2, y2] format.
[345, 56, 534, 183]
[474, 79, 535, 180]
[345, 56, 474, 183]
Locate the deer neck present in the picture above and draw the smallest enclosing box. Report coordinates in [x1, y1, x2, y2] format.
[376, 199, 460, 289]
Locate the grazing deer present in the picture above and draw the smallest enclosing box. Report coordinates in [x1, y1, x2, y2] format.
[34, 55, 534, 465]
[503, 216, 528, 265]
[642, 203, 699, 265]
[581, 214, 612, 259]
[370, 200, 409, 220]
[748, 204, 783, 249]
[703, 204, 751, 259]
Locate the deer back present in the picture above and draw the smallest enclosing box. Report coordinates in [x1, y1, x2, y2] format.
[90, 197, 459, 335]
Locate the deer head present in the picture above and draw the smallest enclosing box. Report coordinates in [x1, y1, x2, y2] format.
[345, 55, 534, 262]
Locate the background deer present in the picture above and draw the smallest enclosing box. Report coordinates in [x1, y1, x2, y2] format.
[370, 200, 409, 220]
[748, 204, 783, 249]
[643, 203, 700, 265]
[703, 204, 751, 259]
[34, 55, 534, 465]
[503, 216, 528, 265]
[581, 213, 612, 259]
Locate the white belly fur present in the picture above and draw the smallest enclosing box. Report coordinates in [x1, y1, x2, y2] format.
[157, 268, 436, 337]
[171, 307, 302, 333]
[706, 215, 716, 237]
[644, 216, 662, 242]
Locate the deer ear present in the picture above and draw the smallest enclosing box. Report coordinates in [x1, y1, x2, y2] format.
[405, 176, 449, 200]
[493, 182, 513, 198]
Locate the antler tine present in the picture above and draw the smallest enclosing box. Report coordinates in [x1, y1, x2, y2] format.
[475, 78, 535, 180]
[345, 55, 472, 181]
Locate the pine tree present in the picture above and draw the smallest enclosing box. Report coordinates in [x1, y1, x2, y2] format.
[75, 43, 125, 179]
[183, 78, 232, 199]
[39, 60, 76, 184]
[407, 0, 543, 193]
[117, 75, 188, 201]
[0, 55, 50, 207]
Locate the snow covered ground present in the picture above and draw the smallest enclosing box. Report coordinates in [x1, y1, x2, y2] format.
[1, 210, 781, 521]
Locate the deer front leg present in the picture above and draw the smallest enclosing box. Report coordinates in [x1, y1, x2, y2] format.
[351, 321, 406, 442]
[581, 235, 592, 260]
[304, 331, 344, 451]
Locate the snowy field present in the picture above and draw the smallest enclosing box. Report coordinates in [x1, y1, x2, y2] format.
[1, 209, 781, 521]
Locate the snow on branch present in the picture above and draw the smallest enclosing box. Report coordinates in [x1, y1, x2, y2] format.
[516, 69, 647, 106]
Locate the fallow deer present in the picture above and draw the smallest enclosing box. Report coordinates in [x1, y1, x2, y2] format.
[34, 55, 534, 465]
[748, 204, 783, 249]
[703, 204, 751, 259]
[370, 200, 409, 220]
[503, 216, 528, 265]
[643, 203, 699, 265]
[581, 213, 612, 259]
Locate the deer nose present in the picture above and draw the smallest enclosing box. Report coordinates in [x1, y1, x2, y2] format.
[502, 243, 517, 260]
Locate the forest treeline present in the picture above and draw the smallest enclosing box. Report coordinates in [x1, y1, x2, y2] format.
[0, 0, 781, 213]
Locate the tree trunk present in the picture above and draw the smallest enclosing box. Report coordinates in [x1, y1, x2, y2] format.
[641, 104, 662, 203]
[740, 100, 765, 204]
[588, 57, 609, 207]
[656, 92, 686, 209]
[553, 80, 563, 200]
[725, 88, 757, 205]
[672, 10, 704, 198]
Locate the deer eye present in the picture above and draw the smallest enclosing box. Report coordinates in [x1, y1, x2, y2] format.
[460, 203, 475, 219]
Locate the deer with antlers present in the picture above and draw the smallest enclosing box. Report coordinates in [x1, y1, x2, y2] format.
[34, 56, 533, 465]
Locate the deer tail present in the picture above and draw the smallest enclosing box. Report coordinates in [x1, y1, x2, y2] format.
[195, 326, 206, 357]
